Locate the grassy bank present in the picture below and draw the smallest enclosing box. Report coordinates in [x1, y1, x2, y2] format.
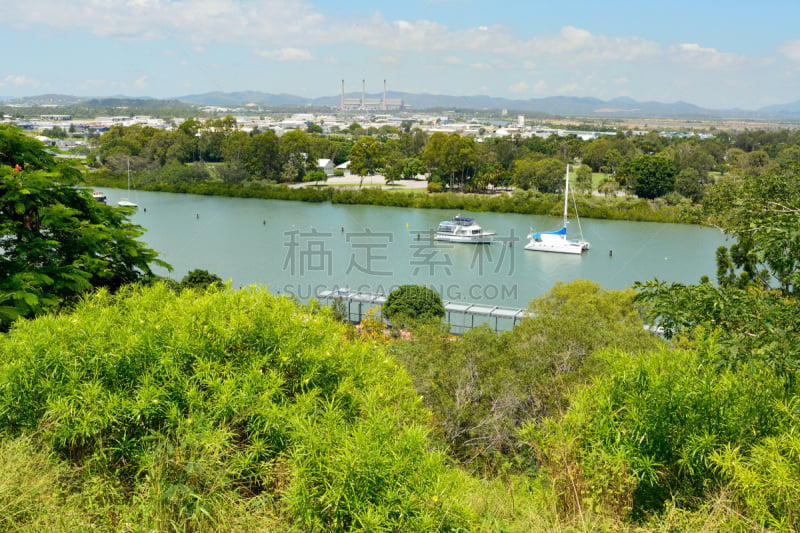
[86, 172, 702, 224]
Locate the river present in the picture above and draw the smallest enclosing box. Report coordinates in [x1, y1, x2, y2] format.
[101, 188, 727, 309]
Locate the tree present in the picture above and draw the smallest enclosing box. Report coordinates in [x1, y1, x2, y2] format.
[575, 164, 593, 192]
[674, 168, 705, 202]
[0, 126, 169, 329]
[383, 285, 445, 325]
[621, 155, 676, 199]
[532, 157, 565, 193]
[349, 136, 384, 188]
[179, 268, 223, 290]
[280, 130, 312, 182]
[245, 129, 280, 181]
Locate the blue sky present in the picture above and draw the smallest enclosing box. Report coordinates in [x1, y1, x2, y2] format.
[1, 0, 799, 109]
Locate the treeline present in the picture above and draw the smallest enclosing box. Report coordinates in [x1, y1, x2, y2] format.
[89, 171, 700, 224]
[89, 116, 800, 202]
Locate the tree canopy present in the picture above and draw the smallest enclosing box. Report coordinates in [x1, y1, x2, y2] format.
[383, 284, 445, 324]
[0, 126, 169, 328]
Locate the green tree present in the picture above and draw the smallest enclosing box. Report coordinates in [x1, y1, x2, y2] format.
[575, 164, 593, 192]
[349, 136, 384, 188]
[383, 284, 445, 325]
[179, 268, 223, 290]
[0, 127, 169, 328]
[245, 129, 280, 181]
[621, 155, 676, 199]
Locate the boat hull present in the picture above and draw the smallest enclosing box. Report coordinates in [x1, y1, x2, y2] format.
[524, 240, 589, 254]
[435, 233, 495, 244]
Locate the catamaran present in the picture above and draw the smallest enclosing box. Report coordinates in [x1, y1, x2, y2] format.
[118, 159, 138, 208]
[524, 164, 590, 254]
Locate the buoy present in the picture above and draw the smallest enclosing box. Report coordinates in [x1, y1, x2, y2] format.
[609, 249, 612, 257]
[262, 220, 266, 225]
[196, 213, 199, 220]
[143, 207, 146, 213]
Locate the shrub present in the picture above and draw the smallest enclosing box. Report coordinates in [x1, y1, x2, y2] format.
[0, 284, 472, 530]
[383, 284, 445, 325]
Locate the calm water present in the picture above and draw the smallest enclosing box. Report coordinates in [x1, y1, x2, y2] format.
[102, 188, 727, 309]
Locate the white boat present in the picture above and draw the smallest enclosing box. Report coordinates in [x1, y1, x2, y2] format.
[92, 190, 107, 203]
[434, 215, 496, 243]
[118, 159, 138, 208]
[524, 164, 590, 254]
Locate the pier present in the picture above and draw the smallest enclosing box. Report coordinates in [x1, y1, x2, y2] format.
[317, 289, 530, 333]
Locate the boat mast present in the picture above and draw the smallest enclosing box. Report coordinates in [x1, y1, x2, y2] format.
[563, 164, 570, 228]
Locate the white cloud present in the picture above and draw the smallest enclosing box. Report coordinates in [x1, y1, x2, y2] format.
[508, 81, 529, 94]
[522, 26, 661, 63]
[470, 62, 493, 71]
[377, 55, 399, 65]
[443, 56, 464, 65]
[0, 74, 40, 87]
[254, 48, 314, 62]
[778, 40, 800, 62]
[0, 0, 327, 45]
[668, 42, 762, 70]
[134, 75, 148, 89]
[556, 82, 579, 95]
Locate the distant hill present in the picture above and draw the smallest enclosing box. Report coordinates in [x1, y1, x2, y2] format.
[3, 92, 799, 121]
[758, 100, 800, 119]
[175, 91, 777, 120]
[0, 94, 190, 110]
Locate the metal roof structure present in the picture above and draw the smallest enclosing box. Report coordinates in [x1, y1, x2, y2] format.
[318, 289, 530, 333]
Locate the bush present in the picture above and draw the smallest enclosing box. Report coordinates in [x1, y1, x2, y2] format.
[383, 284, 445, 325]
[0, 284, 472, 530]
[524, 339, 791, 522]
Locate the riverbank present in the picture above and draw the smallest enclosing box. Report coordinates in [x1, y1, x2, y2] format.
[85, 173, 702, 224]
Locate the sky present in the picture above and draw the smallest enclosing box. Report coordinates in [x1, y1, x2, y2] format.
[1, 0, 799, 110]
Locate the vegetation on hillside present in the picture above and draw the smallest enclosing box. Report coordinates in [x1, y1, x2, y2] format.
[3, 122, 800, 531]
[0, 284, 472, 531]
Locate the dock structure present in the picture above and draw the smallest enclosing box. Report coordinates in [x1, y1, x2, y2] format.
[317, 289, 530, 333]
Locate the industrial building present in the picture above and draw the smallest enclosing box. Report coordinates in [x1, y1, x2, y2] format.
[340, 80, 404, 111]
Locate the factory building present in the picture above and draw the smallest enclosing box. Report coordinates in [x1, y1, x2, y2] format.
[340, 80, 404, 111]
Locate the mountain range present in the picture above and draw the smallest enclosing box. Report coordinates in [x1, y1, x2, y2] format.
[3, 91, 800, 121]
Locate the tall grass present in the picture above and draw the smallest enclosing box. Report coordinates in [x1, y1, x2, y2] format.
[0, 284, 473, 531]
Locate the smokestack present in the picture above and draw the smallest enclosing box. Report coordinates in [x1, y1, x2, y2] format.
[341, 79, 345, 111]
[383, 79, 387, 111]
[361, 79, 365, 110]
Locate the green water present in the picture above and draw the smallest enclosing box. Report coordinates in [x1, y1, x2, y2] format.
[104, 188, 727, 309]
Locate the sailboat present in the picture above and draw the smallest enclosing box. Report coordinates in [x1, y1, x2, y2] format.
[118, 158, 138, 208]
[524, 163, 590, 254]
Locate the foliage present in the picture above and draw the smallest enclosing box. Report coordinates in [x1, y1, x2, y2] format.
[391, 280, 664, 471]
[0, 284, 472, 531]
[179, 269, 224, 290]
[383, 284, 445, 325]
[524, 340, 792, 522]
[712, 398, 800, 532]
[621, 155, 676, 199]
[0, 127, 169, 329]
[704, 165, 800, 295]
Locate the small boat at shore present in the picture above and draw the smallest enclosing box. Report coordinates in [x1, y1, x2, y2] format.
[434, 215, 496, 244]
[92, 190, 107, 204]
